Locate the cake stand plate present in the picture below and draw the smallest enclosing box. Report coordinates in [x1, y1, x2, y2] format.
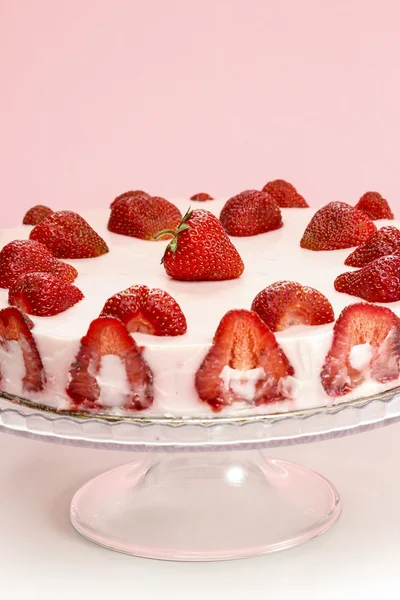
[1, 387, 400, 561]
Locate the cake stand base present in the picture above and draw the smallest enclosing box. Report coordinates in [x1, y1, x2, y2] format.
[70, 451, 341, 561]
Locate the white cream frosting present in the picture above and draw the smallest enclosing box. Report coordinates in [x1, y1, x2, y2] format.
[97, 355, 131, 408]
[0, 199, 399, 417]
[349, 343, 373, 371]
[0, 340, 25, 397]
[220, 365, 266, 402]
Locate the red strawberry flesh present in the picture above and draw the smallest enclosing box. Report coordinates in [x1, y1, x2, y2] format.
[30, 211, 109, 259]
[355, 192, 394, 220]
[110, 190, 150, 209]
[335, 255, 400, 302]
[190, 193, 214, 201]
[160, 209, 244, 281]
[66, 316, 153, 411]
[108, 195, 182, 240]
[251, 281, 334, 332]
[100, 285, 187, 336]
[22, 313, 35, 329]
[220, 190, 283, 237]
[321, 303, 400, 396]
[344, 226, 400, 267]
[0, 307, 46, 392]
[23, 205, 53, 225]
[262, 179, 308, 208]
[0, 240, 78, 288]
[8, 272, 84, 316]
[195, 309, 294, 411]
[300, 201, 377, 251]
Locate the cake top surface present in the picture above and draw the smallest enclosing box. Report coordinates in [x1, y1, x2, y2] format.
[0, 198, 396, 346]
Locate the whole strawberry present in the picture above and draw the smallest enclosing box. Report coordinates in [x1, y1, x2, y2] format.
[344, 226, 400, 267]
[300, 201, 376, 250]
[219, 190, 283, 237]
[30, 211, 109, 259]
[23, 205, 53, 225]
[0, 239, 78, 288]
[355, 191, 394, 220]
[262, 179, 308, 208]
[190, 193, 214, 201]
[100, 284, 187, 336]
[108, 195, 181, 240]
[9, 272, 84, 316]
[157, 209, 245, 281]
[335, 255, 400, 302]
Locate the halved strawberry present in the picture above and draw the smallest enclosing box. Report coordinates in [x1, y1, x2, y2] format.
[300, 201, 377, 250]
[195, 309, 294, 411]
[21, 313, 35, 330]
[0, 306, 46, 392]
[251, 281, 334, 332]
[110, 190, 150, 209]
[30, 211, 109, 259]
[23, 205, 53, 225]
[66, 316, 153, 411]
[335, 255, 400, 302]
[355, 191, 394, 220]
[219, 190, 283, 237]
[262, 179, 308, 208]
[321, 303, 400, 396]
[100, 285, 187, 336]
[190, 193, 214, 201]
[158, 209, 244, 281]
[344, 226, 400, 267]
[9, 272, 84, 317]
[0, 240, 78, 288]
[108, 195, 182, 240]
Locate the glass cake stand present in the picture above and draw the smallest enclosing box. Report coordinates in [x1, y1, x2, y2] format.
[1, 387, 400, 561]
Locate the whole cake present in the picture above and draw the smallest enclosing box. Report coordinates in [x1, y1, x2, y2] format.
[0, 183, 399, 418]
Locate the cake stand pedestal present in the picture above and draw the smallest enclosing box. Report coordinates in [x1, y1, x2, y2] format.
[1, 388, 400, 561]
[71, 453, 339, 560]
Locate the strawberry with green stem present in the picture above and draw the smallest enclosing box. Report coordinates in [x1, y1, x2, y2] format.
[155, 208, 244, 281]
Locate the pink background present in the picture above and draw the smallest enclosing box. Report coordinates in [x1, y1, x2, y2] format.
[1, 0, 400, 226]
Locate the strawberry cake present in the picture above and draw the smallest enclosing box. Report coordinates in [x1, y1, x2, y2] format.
[0, 183, 400, 418]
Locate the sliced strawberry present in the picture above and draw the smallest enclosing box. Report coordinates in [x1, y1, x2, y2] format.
[251, 281, 334, 332]
[23, 205, 53, 225]
[190, 193, 214, 201]
[220, 190, 283, 237]
[158, 209, 244, 281]
[321, 303, 400, 396]
[66, 316, 153, 411]
[100, 285, 187, 336]
[355, 191, 394, 220]
[195, 309, 294, 411]
[0, 307, 46, 392]
[262, 179, 308, 208]
[0, 240, 78, 288]
[300, 201, 376, 251]
[335, 255, 400, 302]
[108, 195, 182, 240]
[8, 272, 84, 317]
[110, 190, 150, 209]
[21, 313, 35, 329]
[30, 211, 109, 259]
[344, 226, 400, 267]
